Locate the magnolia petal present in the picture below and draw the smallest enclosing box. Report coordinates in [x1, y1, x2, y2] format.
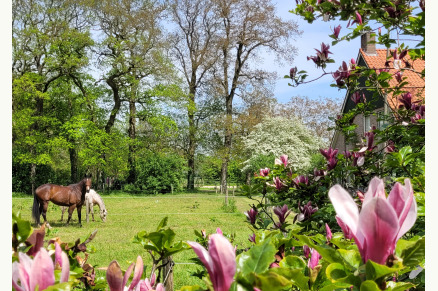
[12, 261, 25, 291]
[363, 177, 386, 206]
[136, 280, 148, 291]
[387, 179, 417, 240]
[122, 263, 134, 289]
[308, 249, 320, 269]
[60, 252, 70, 283]
[155, 283, 165, 291]
[150, 272, 156, 286]
[107, 261, 124, 291]
[29, 248, 55, 291]
[358, 197, 399, 264]
[144, 278, 153, 290]
[187, 241, 215, 283]
[216, 228, 223, 235]
[274, 158, 281, 165]
[396, 181, 417, 241]
[18, 252, 32, 291]
[128, 256, 144, 291]
[55, 242, 62, 267]
[357, 156, 365, 166]
[329, 185, 360, 235]
[208, 234, 236, 291]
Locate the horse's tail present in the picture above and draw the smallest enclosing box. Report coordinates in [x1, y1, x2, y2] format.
[32, 194, 40, 224]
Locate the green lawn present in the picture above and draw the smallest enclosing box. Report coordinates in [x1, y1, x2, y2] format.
[12, 191, 257, 289]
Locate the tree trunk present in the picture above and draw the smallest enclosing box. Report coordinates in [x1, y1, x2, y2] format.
[162, 256, 174, 290]
[30, 163, 36, 195]
[69, 147, 78, 183]
[127, 99, 137, 184]
[186, 81, 197, 190]
[220, 95, 233, 203]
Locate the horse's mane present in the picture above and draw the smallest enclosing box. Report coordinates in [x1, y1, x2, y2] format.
[88, 189, 106, 209]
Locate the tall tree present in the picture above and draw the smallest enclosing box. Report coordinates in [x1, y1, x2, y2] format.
[214, 0, 300, 202]
[169, 0, 221, 190]
[13, 0, 93, 192]
[88, 0, 172, 184]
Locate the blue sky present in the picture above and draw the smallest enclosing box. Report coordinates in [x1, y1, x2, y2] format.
[266, 0, 421, 104]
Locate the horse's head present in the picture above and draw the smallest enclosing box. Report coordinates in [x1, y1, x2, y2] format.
[85, 177, 92, 193]
[100, 209, 107, 222]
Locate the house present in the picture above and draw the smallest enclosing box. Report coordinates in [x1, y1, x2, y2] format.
[331, 33, 425, 152]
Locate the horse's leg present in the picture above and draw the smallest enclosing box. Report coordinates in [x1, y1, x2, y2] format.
[41, 201, 48, 223]
[77, 205, 83, 227]
[91, 204, 95, 222]
[66, 205, 76, 225]
[61, 206, 65, 222]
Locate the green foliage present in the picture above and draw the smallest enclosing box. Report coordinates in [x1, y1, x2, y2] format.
[135, 151, 187, 194]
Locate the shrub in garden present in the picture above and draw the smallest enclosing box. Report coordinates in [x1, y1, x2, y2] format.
[135, 151, 186, 193]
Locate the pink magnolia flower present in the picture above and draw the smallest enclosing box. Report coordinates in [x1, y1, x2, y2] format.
[332, 25, 341, 38]
[273, 204, 292, 225]
[303, 245, 310, 259]
[275, 155, 288, 167]
[259, 168, 270, 177]
[244, 208, 258, 225]
[308, 249, 322, 269]
[290, 67, 297, 79]
[329, 177, 417, 265]
[248, 233, 256, 243]
[325, 223, 332, 241]
[351, 91, 364, 104]
[320, 147, 338, 161]
[188, 234, 236, 291]
[106, 256, 163, 291]
[273, 177, 285, 191]
[353, 11, 363, 25]
[12, 246, 70, 291]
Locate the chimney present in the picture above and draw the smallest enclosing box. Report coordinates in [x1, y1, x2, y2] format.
[361, 32, 376, 55]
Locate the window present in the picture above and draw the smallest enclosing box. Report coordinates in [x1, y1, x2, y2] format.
[377, 111, 388, 129]
[364, 115, 371, 133]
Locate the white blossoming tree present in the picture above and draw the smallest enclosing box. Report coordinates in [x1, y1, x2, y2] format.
[241, 116, 324, 173]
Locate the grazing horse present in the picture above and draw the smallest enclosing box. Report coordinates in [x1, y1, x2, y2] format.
[61, 189, 107, 222]
[32, 177, 92, 226]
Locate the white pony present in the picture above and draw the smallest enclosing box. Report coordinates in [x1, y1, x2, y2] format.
[61, 189, 107, 222]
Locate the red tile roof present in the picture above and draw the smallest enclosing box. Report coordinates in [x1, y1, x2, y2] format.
[359, 48, 425, 110]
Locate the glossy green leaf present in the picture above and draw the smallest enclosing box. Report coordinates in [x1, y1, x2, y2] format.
[279, 255, 306, 269]
[326, 263, 347, 282]
[338, 249, 362, 270]
[270, 268, 310, 291]
[179, 285, 205, 291]
[360, 280, 381, 291]
[385, 281, 415, 291]
[400, 237, 425, 267]
[365, 260, 399, 281]
[237, 239, 276, 276]
[254, 271, 292, 291]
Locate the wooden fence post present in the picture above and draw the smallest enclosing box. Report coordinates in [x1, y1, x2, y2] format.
[163, 256, 174, 290]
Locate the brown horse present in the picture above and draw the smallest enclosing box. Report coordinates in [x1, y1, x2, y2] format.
[32, 177, 92, 226]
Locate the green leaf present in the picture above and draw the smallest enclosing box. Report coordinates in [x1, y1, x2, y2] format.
[338, 249, 362, 270]
[385, 281, 416, 291]
[179, 285, 205, 291]
[279, 255, 306, 269]
[269, 268, 310, 291]
[254, 270, 292, 291]
[237, 238, 277, 276]
[400, 237, 425, 267]
[44, 282, 72, 291]
[365, 260, 399, 281]
[319, 282, 355, 291]
[156, 217, 168, 231]
[326, 263, 347, 282]
[360, 280, 381, 291]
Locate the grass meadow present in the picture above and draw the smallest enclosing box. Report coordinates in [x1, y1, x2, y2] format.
[12, 191, 258, 289]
